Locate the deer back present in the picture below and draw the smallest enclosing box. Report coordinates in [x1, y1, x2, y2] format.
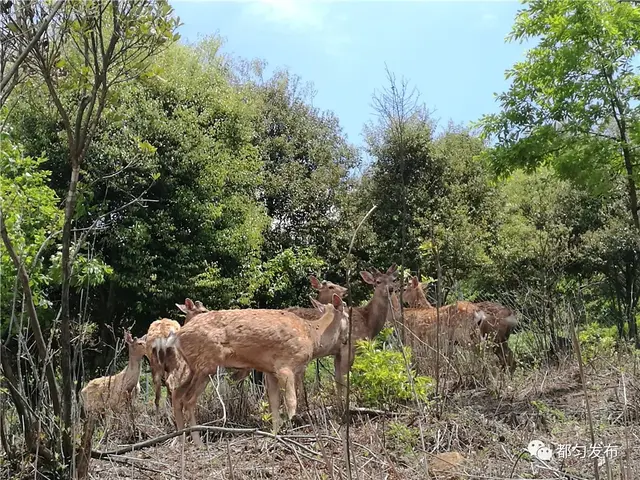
[146, 318, 181, 359]
[175, 309, 323, 377]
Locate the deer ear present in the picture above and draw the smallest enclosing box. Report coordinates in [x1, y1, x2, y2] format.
[124, 330, 133, 344]
[185, 298, 195, 309]
[311, 298, 325, 314]
[309, 275, 321, 290]
[412, 276, 419, 288]
[332, 293, 342, 309]
[387, 263, 397, 274]
[176, 303, 188, 314]
[360, 271, 375, 285]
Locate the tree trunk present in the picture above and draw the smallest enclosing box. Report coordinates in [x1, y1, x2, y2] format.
[621, 143, 640, 231]
[60, 162, 81, 462]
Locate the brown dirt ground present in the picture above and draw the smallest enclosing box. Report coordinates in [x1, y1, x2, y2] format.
[86, 353, 640, 480]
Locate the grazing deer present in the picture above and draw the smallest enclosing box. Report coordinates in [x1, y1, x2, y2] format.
[403, 278, 517, 372]
[161, 293, 348, 446]
[145, 298, 208, 412]
[80, 330, 147, 417]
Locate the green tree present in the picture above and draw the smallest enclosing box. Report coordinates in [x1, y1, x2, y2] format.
[479, 0, 640, 343]
[251, 69, 360, 279]
[363, 70, 441, 274]
[10, 38, 269, 351]
[0, 0, 180, 471]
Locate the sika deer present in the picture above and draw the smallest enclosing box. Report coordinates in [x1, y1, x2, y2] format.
[276, 265, 398, 410]
[403, 278, 517, 372]
[230, 275, 349, 400]
[161, 293, 348, 446]
[473, 301, 518, 373]
[310, 275, 348, 303]
[145, 298, 208, 412]
[81, 330, 147, 417]
[230, 266, 396, 411]
[403, 276, 433, 308]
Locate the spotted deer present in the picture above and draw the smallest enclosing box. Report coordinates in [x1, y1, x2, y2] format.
[80, 330, 147, 417]
[403, 277, 517, 372]
[230, 274, 349, 408]
[145, 298, 208, 412]
[160, 293, 348, 446]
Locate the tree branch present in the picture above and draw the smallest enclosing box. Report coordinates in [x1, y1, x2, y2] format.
[0, 0, 65, 106]
[0, 213, 61, 418]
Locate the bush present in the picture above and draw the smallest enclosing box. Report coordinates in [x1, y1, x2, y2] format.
[350, 338, 434, 410]
[578, 322, 617, 364]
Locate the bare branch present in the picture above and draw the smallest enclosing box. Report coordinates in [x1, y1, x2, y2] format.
[0, 212, 61, 418]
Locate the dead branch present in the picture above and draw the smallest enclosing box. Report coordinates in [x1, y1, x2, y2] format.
[91, 425, 323, 459]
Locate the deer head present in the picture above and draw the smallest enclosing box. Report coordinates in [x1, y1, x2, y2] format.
[310, 275, 348, 304]
[176, 298, 209, 324]
[124, 330, 147, 359]
[360, 263, 398, 297]
[403, 275, 432, 308]
[309, 293, 349, 353]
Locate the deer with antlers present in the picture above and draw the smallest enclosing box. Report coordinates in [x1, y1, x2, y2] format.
[403, 276, 517, 372]
[145, 298, 209, 412]
[160, 293, 348, 445]
[80, 330, 147, 417]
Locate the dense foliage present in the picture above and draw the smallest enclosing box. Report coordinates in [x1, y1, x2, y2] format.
[3, 0, 640, 474]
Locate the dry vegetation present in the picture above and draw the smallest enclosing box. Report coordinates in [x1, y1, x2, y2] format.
[43, 328, 639, 480]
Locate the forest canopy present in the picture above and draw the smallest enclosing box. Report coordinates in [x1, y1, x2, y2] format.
[2, 0, 640, 476]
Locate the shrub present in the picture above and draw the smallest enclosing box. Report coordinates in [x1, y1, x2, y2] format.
[350, 338, 434, 410]
[578, 322, 617, 364]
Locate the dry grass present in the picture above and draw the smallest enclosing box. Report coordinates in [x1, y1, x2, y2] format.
[71, 346, 640, 480]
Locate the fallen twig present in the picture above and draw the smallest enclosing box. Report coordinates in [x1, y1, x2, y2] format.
[91, 424, 322, 460]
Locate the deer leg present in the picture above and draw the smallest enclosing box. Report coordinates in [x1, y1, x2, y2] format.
[294, 366, 307, 413]
[279, 367, 297, 423]
[265, 373, 282, 434]
[186, 374, 208, 447]
[172, 370, 195, 439]
[152, 366, 163, 414]
[334, 349, 351, 413]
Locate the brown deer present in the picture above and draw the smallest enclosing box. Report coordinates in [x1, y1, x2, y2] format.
[403, 277, 517, 372]
[145, 298, 208, 412]
[271, 265, 398, 410]
[161, 293, 348, 446]
[230, 274, 349, 406]
[80, 330, 147, 416]
[402, 275, 433, 308]
[310, 275, 348, 303]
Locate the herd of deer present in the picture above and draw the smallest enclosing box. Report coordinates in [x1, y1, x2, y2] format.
[80, 264, 518, 446]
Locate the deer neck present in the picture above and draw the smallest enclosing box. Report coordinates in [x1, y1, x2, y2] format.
[363, 289, 391, 339]
[312, 309, 343, 358]
[123, 355, 142, 392]
[416, 288, 432, 308]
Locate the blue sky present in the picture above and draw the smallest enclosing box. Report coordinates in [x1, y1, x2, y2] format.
[170, 1, 534, 149]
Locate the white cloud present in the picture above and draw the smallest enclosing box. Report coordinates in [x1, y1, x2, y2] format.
[243, 0, 328, 31]
[242, 0, 351, 57]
